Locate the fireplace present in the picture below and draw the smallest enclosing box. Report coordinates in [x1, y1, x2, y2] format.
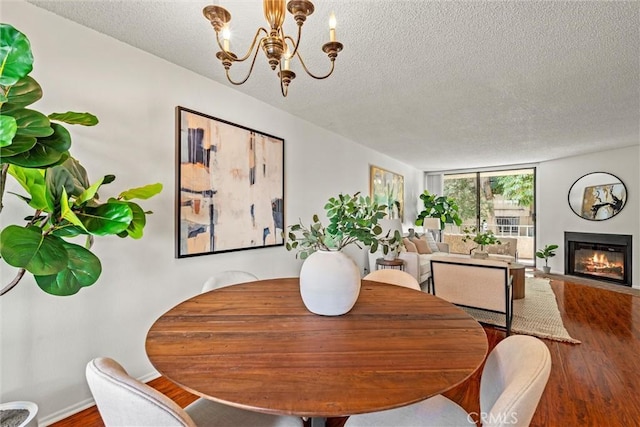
[565, 232, 632, 286]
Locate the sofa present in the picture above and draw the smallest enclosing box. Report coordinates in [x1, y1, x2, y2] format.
[430, 255, 514, 334]
[367, 232, 449, 290]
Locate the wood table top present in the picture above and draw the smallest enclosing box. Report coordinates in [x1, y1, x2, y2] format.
[145, 278, 488, 418]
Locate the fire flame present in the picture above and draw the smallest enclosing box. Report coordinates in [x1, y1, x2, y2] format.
[580, 250, 623, 276]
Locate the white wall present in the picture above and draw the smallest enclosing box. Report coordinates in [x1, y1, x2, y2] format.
[537, 145, 639, 288]
[0, 1, 422, 423]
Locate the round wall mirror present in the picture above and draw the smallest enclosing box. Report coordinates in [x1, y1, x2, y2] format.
[568, 172, 627, 221]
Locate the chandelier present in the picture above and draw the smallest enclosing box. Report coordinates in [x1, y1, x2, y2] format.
[203, 0, 343, 97]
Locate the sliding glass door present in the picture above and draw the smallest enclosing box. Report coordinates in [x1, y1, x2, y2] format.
[443, 168, 535, 264]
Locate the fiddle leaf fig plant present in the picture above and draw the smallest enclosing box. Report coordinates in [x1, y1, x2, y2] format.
[0, 23, 162, 296]
[415, 190, 463, 230]
[284, 192, 390, 259]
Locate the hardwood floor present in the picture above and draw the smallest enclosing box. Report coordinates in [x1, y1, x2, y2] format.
[51, 275, 640, 427]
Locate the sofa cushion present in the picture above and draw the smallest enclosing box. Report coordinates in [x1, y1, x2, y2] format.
[411, 237, 432, 254]
[403, 238, 417, 253]
[418, 254, 432, 276]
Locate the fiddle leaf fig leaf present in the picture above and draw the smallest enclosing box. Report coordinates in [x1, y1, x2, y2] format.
[0, 225, 67, 275]
[0, 24, 33, 86]
[118, 183, 163, 201]
[48, 111, 99, 126]
[60, 188, 88, 230]
[118, 201, 146, 239]
[12, 108, 53, 138]
[7, 164, 52, 211]
[2, 76, 42, 110]
[0, 115, 17, 146]
[51, 225, 87, 238]
[75, 176, 105, 205]
[3, 122, 70, 168]
[34, 241, 102, 296]
[46, 159, 89, 203]
[60, 157, 90, 190]
[0, 134, 36, 157]
[77, 201, 133, 236]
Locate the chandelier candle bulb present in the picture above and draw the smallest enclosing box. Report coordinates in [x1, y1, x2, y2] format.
[222, 26, 230, 51]
[329, 12, 336, 41]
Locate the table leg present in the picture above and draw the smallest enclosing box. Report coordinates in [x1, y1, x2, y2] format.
[511, 268, 525, 299]
[310, 417, 327, 427]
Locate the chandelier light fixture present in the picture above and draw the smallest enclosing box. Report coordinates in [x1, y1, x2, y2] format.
[203, 0, 343, 97]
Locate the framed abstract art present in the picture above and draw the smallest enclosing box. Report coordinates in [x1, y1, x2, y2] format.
[369, 165, 404, 220]
[175, 106, 284, 257]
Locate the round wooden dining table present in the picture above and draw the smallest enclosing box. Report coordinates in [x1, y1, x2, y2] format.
[146, 278, 488, 425]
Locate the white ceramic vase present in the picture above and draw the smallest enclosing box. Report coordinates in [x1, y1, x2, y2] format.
[384, 249, 398, 261]
[299, 250, 361, 316]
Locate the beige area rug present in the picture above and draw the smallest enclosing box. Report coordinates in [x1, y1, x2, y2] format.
[462, 277, 581, 344]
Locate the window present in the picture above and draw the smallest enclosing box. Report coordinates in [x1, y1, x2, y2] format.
[496, 216, 519, 235]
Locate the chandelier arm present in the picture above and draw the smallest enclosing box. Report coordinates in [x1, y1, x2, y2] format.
[282, 26, 303, 59]
[217, 27, 269, 62]
[225, 45, 262, 85]
[294, 51, 336, 80]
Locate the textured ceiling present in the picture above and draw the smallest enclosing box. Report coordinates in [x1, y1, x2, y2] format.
[26, 0, 640, 171]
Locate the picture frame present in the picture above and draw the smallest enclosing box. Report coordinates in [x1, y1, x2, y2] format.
[568, 172, 627, 221]
[369, 165, 404, 220]
[176, 106, 284, 258]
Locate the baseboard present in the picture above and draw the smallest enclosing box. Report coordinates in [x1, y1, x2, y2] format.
[39, 370, 161, 426]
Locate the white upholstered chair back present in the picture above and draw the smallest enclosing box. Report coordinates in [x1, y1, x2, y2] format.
[201, 270, 258, 293]
[343, 335, 551, 427]
[363, 269, 421, 291]
[480, 335, 552, 427]
[86, 357, 303, 427]
[86, 357, 196, 427]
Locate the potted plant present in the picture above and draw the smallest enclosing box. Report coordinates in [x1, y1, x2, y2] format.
[536, 244, 558, 274]
[415, 190, 462, 232]
[379, 230, 403, 260]
[461, 226, 501, 258]
[285, 192, 392, 316]
[0, 23, 162, 296]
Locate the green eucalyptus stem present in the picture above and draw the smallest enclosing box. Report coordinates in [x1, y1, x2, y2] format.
[0, 268, 26, 296]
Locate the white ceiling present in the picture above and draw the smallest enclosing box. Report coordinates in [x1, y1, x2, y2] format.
[26, 0, 640, 171]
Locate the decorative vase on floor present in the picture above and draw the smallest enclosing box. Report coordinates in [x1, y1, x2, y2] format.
[299, 250, 361, 316]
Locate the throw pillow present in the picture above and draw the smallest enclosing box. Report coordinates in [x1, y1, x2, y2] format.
[411, 237, 432, 254]
[424, 231, 440, 253]
[403, 238, 417, 253]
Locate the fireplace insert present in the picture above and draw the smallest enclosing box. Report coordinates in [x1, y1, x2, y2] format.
[565, 232, 632, 286]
